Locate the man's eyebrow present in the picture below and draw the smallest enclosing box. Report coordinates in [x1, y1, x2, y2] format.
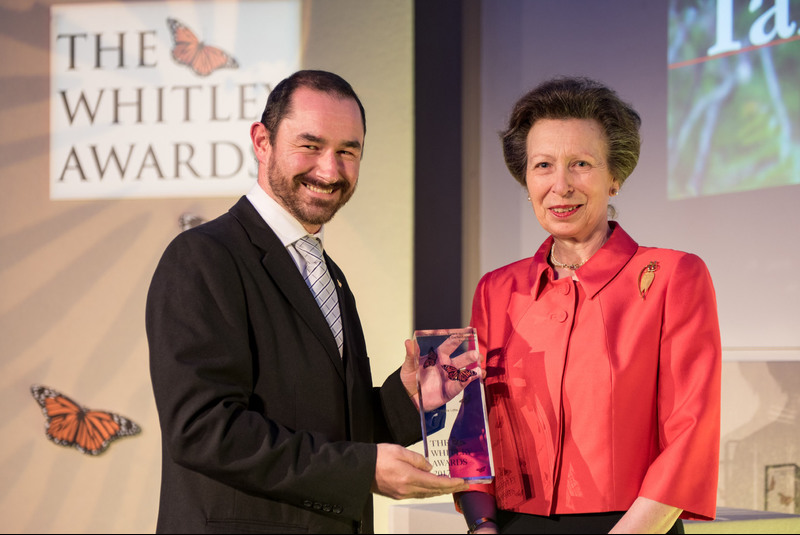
[298, 132, 362, 151]
[298, 133, 324, 144]
[341, 139, 363, 151]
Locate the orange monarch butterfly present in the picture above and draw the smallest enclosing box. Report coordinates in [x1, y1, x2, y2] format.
[422, 348, 437, 368]
[30, 384, 141, 456]
[441, 364, 477, 383]
[166, 17, 239, 77]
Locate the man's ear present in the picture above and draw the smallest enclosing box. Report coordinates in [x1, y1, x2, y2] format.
[250, 122, 271, 164]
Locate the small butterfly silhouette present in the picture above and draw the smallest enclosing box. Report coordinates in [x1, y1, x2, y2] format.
[167, 17, 239, 77]
[441, 364, 477, 383]
[423, 349, 437, 368]
[30, 384, 141, 456]
[178, 212, 206, 231]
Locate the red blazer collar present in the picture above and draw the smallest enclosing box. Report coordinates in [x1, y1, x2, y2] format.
[531, 221, 639, 300]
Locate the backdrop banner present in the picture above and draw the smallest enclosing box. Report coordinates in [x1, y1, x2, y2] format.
[50, 0, 301, 200]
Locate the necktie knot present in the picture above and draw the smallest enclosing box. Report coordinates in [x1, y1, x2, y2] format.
[295, 235, 324, 264]
[295, 235, 343, 356]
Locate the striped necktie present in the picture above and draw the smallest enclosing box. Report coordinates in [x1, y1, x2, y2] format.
[294, 235, 343, 355]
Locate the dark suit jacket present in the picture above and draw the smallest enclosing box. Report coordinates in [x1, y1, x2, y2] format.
[146, 197, 421, 533]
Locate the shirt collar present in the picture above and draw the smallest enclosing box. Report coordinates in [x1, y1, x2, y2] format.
[531, 221, 638, 300]
[246, 183, 325, 247]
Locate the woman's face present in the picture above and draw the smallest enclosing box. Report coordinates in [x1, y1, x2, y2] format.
[525, 118, 619, 244]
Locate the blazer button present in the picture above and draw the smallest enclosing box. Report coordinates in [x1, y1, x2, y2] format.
[333, 505, 343, 514]
[323, 504, 332, 512]
[561, 283, 571, 295]
[313, 502, 322, 510]
[550, 310, 568, 322]
[303, 500, 313, 508]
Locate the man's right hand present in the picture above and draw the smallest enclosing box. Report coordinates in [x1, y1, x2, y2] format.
[371, 443, 469, 499]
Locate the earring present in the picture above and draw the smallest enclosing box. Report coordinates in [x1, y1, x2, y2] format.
[610, 189, 619, 196]
[526, 195, 531, 201]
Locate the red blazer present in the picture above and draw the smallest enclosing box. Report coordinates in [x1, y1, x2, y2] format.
[467, 223, 721, 521]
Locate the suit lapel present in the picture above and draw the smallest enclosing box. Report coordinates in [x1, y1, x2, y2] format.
[327, 256, 355, 364]
[327, 256, 375, 443]
[229, 197, 345, 380]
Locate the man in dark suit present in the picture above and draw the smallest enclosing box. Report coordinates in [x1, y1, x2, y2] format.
[146, 70, 470, 533]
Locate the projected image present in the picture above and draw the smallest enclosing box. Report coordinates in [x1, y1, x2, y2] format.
[667, 0, 800, 199]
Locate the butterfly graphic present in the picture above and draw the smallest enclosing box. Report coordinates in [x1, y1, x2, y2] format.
[30, 384, 141, 456]
[167, 17, 239, 77]
[441, 364, 477, 383]
[422, 348, 437, 368]
[178, 212, 206, 231]
[768, 475, 797, 506]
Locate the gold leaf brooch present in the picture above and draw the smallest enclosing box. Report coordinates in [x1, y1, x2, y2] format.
[638, 261, 659, 299]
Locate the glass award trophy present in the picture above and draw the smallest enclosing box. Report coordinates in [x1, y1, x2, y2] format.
[414, 327, 494, 483]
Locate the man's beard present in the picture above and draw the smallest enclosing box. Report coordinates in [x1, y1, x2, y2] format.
[267, 157, 356, 227]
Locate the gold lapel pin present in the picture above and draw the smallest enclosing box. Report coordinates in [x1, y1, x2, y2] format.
[638, 261, 659, 299]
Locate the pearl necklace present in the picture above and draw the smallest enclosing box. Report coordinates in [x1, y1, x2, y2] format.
[550, 243, 587, 270]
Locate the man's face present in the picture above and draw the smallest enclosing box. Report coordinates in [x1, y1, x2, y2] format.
[256, 87, 364, 234]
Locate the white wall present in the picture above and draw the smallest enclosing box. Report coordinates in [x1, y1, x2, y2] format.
[0, 1, 414, 532]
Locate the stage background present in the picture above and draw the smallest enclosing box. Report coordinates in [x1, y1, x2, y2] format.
[2, 0, 415, 532]
[1, 0, 799, 533]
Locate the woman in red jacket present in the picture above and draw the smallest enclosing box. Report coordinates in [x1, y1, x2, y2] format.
[457, 77, 721, 534]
